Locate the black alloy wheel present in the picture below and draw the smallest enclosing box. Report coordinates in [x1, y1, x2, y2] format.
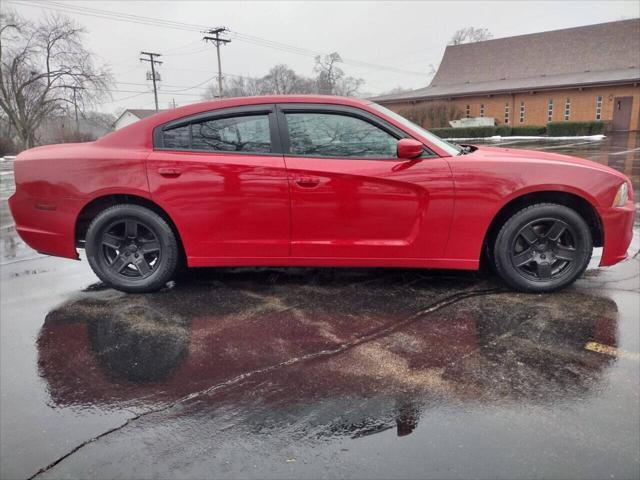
[86, 204, 179, 293]
[493, 203, 593, 292]
[510, 218, 577, 282]
[101, 219, 161, 279]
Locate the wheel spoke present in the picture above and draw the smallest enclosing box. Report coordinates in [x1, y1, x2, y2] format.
[132, 255, 152, 276]
[125, 220, 138, 239]
[139, 239, 161, 253]
[102, 233, 123, 250]
[110, 253, 130, 273]
[512, 248, 534, 267]
[520, 225, 539, 245]
[556, 245, 577, 262]
[546, 221, 566, 241]
[537, 262, 552, 279]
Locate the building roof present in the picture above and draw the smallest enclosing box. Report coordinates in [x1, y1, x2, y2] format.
[373, 19, 640, 103]
[113, 109, 165, 127]
[124, 109, 164, 119]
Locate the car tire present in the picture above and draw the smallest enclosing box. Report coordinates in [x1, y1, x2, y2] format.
[85, 204, 179, 293]
[493, 203, 592, 292]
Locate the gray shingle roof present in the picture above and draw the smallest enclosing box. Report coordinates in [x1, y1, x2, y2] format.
[126, 109, 165, 119]
[373, 19, 640, 103]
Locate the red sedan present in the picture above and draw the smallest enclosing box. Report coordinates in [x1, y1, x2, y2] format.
[9, 95, 635, 293]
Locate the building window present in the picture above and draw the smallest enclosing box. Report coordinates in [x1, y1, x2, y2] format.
[547, 99, 554, 122]
[595, 95, 603, 120]
[479, 104, 485, 117]
[504, 102, 509, 124]
[465, 105, 470, 118]
[564, 98, 571, 121]
[519, 101, 525, 124]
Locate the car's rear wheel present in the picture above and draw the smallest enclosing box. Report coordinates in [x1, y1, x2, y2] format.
[493, 203, 592, 292]
[85, 204, 179, 293]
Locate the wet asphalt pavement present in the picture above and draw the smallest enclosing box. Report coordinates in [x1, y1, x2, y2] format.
[1, 134, 639, 480]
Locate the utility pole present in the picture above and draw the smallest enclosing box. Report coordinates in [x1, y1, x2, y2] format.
[67, 86, 83, 135]
[203, 27, 230, 98]
[140, 51, 163, 111]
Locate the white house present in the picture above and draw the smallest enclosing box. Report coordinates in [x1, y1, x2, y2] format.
[113, 109, 165, 130]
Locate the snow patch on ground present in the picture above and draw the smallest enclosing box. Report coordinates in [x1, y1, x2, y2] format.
[446, 135, 606, 142]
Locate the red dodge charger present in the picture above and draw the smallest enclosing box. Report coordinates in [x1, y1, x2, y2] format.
[9, 95, 635, 292]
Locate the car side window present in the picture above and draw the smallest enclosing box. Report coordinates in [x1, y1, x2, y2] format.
[163, 124, 190, 150]
[191, 115, 271, 153]
[160, 114, 272, 153]
[284, 112, 397, 158]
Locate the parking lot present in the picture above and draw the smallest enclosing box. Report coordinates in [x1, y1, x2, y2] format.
[1, 134, 638, 479]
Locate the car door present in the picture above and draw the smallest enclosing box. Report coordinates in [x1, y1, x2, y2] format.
[278, 104, 454, 261]
[146, 105, 290, 263]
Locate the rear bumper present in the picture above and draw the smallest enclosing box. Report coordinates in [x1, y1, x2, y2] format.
[8, 190, 79, 260]
[599, 200, 636, 267]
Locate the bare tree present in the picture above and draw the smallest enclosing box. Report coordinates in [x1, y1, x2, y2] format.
[263, 64, 304, 94]
[0, 11, 111, 149]
[314, 52, 363, 96]
[314, 52, 342, 95]
[333, 76, 364, 97]
[449, 27, 493, 45]
[203, 75, 264, 99]
[202, 66, 314, 99]
[201, 59, 363, 100]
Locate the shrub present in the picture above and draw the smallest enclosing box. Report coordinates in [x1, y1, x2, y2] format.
[546, 121, 606, 136]
[398, 102, 463, 128]
[510, 125, 546, 136]
[0, 137, 17, 156]
[495, 125, 512, 136]
[430, 126, 497, 138]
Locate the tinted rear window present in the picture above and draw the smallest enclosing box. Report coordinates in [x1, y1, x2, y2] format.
[160, 114, 271, 153]
[162, 124, 190, 149]
[191, 115, 271, 153]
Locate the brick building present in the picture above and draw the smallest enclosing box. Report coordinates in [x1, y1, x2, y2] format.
[373, 19, 640, 131]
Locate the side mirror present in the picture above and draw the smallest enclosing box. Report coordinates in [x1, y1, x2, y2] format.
[397, 138, 424, 159]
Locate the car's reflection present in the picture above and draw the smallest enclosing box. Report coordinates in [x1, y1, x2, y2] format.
[37, 270, 619, 438]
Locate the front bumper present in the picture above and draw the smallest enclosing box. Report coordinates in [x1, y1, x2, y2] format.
[599, 200, 636, 267]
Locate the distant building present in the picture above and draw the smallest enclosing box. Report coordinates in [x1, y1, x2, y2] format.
[373, 19, 640, 131]
[114, 109, 165, 130]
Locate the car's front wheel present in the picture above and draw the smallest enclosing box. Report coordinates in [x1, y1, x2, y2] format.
[85, 204, 179, 293]
[493, 203, 593, 292]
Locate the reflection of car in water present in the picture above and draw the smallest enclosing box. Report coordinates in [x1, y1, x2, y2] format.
[37, 275, 619, 438]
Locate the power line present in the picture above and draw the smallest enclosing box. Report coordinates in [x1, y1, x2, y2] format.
[163, 47, 210, 57]
[8, 0, 429, 76]
[158, 75, 217, 93]
[116, 81, 208, 90]
[99, 90, 150, 104]
[9, 0, 207, 31]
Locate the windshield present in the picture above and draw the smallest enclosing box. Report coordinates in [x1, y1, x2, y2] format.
[369, 103, 462, 156]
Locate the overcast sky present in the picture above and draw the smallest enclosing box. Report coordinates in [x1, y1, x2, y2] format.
[6, 0, 640, 116]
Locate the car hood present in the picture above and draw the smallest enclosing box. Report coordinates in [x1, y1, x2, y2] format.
[468, 145, 625, 178]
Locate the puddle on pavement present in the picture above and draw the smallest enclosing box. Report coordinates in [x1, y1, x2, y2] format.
[38, 276, 620, 412]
